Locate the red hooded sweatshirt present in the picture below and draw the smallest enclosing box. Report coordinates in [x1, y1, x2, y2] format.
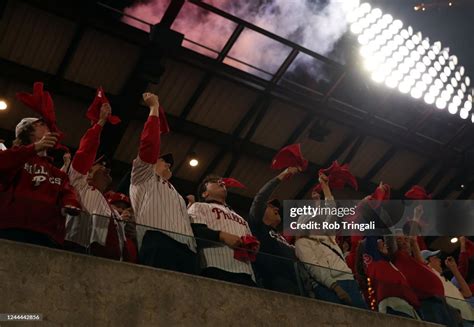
[0, 144, 80, 244]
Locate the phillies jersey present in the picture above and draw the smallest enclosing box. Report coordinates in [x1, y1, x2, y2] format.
[0, 144, 80, 244]
[188, 202, 255, 279]
[130, 115, 196, 252]
[65, 123, 125, 252]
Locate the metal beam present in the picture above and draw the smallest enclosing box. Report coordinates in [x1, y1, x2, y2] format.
[363, 146, 397, 181]
[426, 165, 450, 196]
[284, 72, 346, 145]
[178, 24, 245, 120]
[160, 0, 185, 29]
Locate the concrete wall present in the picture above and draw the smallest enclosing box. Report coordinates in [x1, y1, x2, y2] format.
[0, 240, 439, 327]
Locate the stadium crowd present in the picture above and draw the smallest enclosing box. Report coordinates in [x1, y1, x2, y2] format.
[1, 84, 474, 326]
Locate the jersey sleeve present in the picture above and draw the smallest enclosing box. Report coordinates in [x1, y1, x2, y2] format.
[131, 116, 160, 186]
[71, 123, 102, 175]
[188, 203, 210, 226]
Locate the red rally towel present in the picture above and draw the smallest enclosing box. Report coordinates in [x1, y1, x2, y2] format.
[16, 82, 68, 151]
[313, 161, 358, 193]
[234, 235, 260, 262]
[271, 144, 308, 171]
[221, 178, 246, 189]
[405, 185, 432, 200]
[86, 87, 121, 125]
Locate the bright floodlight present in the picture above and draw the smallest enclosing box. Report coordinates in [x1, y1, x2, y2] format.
[416, 62, 426, 73]
[411, 87, 423, 99]
[428, 67, 437, 78]
[415, 81, 427, 92]
[460, 109, 469, 119]
[410, 69, 421, 80]
[449, 60, 455, 71]
[417, 45, 426, 55]
[436, 98, 447, 109]
[351, 23, 363, 34]
[424, 93, 435, 104]
[422, 38, 430, 50]
[422, 73, 433, 85]
[427, 50, 436, 61]
[451, 77, 458, 88]
[353, 2, 472, 122]
[453, 96, 462, 106]
[465, 101, 473, 111]
[451, 55, 458, 65]
[372, 8, 382, 18]
[360, 2, 371, 13]
[385, 76, 399, 88]
[0, 100, 7, 111]
[422, 56, 431, 67]
[371, 70, 386, 83]
[399, 81, 411, 93]
[444, 66, 452, 77]
[448, 103, 458, 114]
[429, 86, 440, 96]
[412, 32, 421, 44]
[440, 73, 448, 83]
[439, 56, 446, 66]
[381, 14, 393, 24]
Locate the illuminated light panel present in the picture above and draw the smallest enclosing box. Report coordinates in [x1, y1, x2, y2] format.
[351, 2, 472, 122]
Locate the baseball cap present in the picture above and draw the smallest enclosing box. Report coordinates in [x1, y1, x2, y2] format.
[421, 250, 440, 262]
[15, 117, 41, 138]
[160, 153, 174, 167]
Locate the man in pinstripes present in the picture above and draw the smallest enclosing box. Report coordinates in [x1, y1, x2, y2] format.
[65, 103, 127, 260]
[188, 176, 256, 286]
[130, 92, 198, 274]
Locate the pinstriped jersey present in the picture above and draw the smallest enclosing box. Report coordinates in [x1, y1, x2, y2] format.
[130, 157, 196, 252]
[188, 202, 255, 279]
[66, 166, 125, 251]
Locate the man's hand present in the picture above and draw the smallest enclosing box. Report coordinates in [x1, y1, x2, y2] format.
[445, 256, 458, 271]
[34, 132, 59, 152]
[143, 92, 159, 109]
[277, 166, 300, 180]
[186, 195, 196, 207]
[98, 103, 111, 126]
[414, 205, 424, 220]
[319, 172, 329, 185]
[219, 231, 242, 248]
[331, 283, 352, 305]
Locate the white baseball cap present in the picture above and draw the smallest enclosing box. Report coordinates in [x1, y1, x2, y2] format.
[15, 117, 41, 138]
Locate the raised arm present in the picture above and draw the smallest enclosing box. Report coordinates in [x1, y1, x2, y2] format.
[71, 104, 110, 175]
[445, 256, 473, 298]
[131, 93, 161, 186]
[248, 167, 299, 226]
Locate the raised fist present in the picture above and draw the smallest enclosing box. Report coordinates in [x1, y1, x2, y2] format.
[143, 92, 159, 108]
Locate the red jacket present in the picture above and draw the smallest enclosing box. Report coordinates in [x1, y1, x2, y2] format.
[0, 144, 80, 244]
